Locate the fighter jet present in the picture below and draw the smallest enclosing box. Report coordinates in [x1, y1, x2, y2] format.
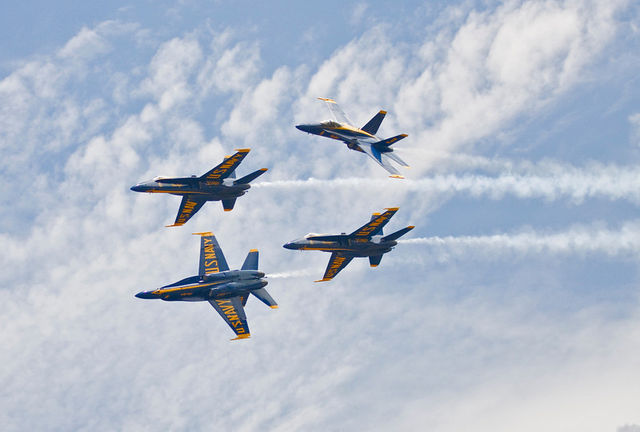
[135, 232, 276, 340]
[130, 149, 267, 227]
[284, 208, 414, 281]
[296, 98, 409, 178]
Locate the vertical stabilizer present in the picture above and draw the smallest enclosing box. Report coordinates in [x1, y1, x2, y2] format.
[361, 110, 386, 135]
[241, 249, 259, 270]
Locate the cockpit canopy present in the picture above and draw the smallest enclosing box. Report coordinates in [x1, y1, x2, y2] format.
[320, 120, 341, 128]
[304, 233, 330, 239]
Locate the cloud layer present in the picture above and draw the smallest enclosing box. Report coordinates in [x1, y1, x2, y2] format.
[1, 1, 639, 431]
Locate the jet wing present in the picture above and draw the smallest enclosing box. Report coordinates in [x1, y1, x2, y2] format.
[318, 97, 354, 126]
[315, 252, 354, 282]
[193, 232, 230, 275]
[359, 144, 403, 178]
[201, 149, 251, 182]
[166, 195, 206, 227]
[208, 297, 250, 340]
[350, 208, 399, 238]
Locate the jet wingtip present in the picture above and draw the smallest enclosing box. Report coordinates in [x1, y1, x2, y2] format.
[389, 175, 405, 179]
[192, 231, 213, 236]
[165, 223, 184, 227]
[223, 208, 233, 212]
[231, 334, 251, 341]
[384, 207, 400, 211]
[407, 225, 416, 230]
[234, 148, 251, 153]
[270, 305, 279, 309]
[317, 97, 336, 103]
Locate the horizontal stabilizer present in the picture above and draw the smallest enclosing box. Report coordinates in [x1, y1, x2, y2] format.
[222, 198, 236, 212]
[156, 177, 199, 185]
[234, 168, 268, 185]
[241, 249, 259, 270]
[381, 225, 415, 242]
[251, 288, 278, 308]
[369, 255, 383, 267]
[361, 110, 386, 135]
[374, 134, 408, 148]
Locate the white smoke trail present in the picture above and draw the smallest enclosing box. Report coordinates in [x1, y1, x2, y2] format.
[254, 164, 640, 204]
[267, 268, 317, 279]
[399, 220, 640, 258]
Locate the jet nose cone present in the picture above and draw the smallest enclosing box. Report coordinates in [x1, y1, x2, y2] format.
[130, 185, 143, 192]
[295, 124, 312, 133]
[135, 291, 155, 299]
[283, 242, 295, 250]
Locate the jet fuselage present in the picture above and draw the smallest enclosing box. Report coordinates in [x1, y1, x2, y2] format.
[135, 269, 267, 302]
[283, 236, 397, 257]
[130, 178, 250, 201]
[296, 121, 380, 152]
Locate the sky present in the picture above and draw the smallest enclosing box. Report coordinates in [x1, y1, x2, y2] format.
[1, 1, 640, 431]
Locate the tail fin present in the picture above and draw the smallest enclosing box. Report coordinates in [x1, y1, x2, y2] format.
[373, 134, 408, 150]
[222, 198, 236, 212]
[369, 255, 383, 267]
[381, 225, 415, 242]
[361, 110, 386, 135]
[234, 168, 268, 185]
[252, 288, 278, 308]
[241, 249, 259, 270]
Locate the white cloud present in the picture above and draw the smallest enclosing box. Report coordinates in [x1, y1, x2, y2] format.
[1, 1, 639, 431]
[299, 0, 630, 174]
[140, 36, 203, 110]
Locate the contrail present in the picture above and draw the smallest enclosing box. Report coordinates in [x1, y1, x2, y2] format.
[254, 164, 640, 204]
[399, 221, 640, 258]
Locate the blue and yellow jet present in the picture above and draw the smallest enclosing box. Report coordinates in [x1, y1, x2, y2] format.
[284, 208, 414, 281]
[135, 232, 277, 340]
[130, 149, 267, 227]
[296, 98, 409, 178]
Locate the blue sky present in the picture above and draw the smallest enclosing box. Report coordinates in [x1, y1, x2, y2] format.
[2, 1, 640, 431]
